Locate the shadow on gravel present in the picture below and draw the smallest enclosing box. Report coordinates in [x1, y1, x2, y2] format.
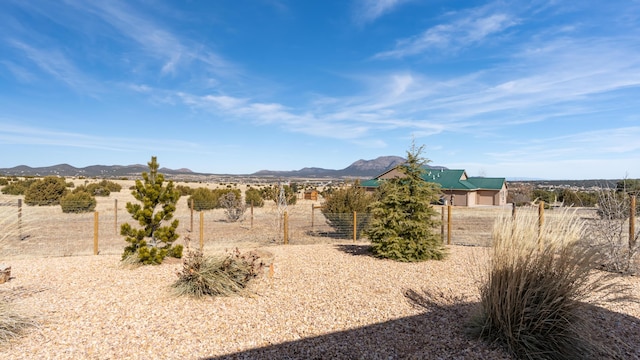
[202, 288, 640, 360]
[333, 243, 373, 257]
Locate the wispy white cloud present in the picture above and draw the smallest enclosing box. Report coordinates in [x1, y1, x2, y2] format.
[353, 0, 412, 25]
[7, 40, 98, 93]
[64, 0, 235, 78]
[375, 11, 518, 58]
[0, 123, 199, 153]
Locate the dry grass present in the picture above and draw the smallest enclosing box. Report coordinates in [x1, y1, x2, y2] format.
[470, 209, 630, 359]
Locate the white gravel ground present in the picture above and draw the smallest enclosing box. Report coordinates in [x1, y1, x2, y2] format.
[0, 244, 638, 360]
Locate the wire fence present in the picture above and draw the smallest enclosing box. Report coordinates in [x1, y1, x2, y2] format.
[1, 195, 617, 259]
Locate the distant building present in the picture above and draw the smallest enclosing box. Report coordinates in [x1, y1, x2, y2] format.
[360, 167, 508, 207]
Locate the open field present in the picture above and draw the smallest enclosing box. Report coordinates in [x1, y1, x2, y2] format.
[0, 179, 553, 259]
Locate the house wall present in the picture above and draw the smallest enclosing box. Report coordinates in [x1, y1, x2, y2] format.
[477, 190, 498, 205]
[443, 190, 473, 206]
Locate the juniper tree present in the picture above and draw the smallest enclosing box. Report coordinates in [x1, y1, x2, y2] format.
[366, 143, 446, 261]
[121, 156, 183, 264]
[321, 180, 373, 239]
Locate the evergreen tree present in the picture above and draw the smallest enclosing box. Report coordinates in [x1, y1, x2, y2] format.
[321, 180, 373, 239]
[121, 156, 183, 264]
[366, 143, 446, 261]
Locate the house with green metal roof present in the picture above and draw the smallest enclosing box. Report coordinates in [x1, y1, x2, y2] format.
[360, 167, 508, 206]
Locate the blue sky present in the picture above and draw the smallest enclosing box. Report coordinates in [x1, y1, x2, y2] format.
[1, 0, 639, 180]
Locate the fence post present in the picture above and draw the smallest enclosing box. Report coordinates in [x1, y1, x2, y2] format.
[94, 211, 99, 255]
[353, 211, 357, 243]
[199, 211, 204, 252]
[190, 198, 194, 233]
[311, 204, 315, 229]
[630, 195, 637, 251]
[114, 199, 118, 235]
[512, 202, 516, 218]
[283, 211, 289, 245]
[18, 199, 22, 240]
[447, 205, 452, 245]
[441, 206, 445, 243]
[250, 200, 254, 229]
[538, 201, 545, 247]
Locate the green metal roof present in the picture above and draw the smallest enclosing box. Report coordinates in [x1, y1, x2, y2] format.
[362, 167, 506, 191]
[466, 177, 506, 190]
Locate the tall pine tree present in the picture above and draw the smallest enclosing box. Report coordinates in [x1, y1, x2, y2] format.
[121, 156, 183, 264]
[366, 143, 446, 261]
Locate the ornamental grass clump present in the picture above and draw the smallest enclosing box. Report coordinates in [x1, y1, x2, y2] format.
[470, 210, 621, 359]
[172, 247, 264, 298]
[0, 301, 37, 343]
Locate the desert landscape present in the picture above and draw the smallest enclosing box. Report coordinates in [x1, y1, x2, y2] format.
[0, 179, 639, 359]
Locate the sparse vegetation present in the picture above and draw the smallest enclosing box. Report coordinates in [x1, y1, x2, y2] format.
[470, 210, 623, 359]
[172, 246, 264, 297]
[365, 144, 445, 262]
[60, 191, 97, 213]
[120, 157, 183, 265]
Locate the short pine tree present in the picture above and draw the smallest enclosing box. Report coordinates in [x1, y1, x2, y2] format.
[366, 144, 446, 261]
[121, 156, 183, 265]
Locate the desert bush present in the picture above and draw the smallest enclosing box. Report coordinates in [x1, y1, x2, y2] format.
[366, 144, 445, 262]
[172, 247, 264, 297]
[188, 188, 241, 211]
[73, 179, 121, 197]
[24, 176, 68, 206]
[0, 178, 8, 186]
[176, 184, 193, 196]
[587, 190, 639, 274]
[244, 187, 264, 207]
[188, 188, 217, 211]
[60, 191, 97, 213]
[121, 157, 182, 265]
[321, 181, 373, 238]
[470, 210, 622, 359]
[1, 179, 37, 195]
[219, 192, 246, 222]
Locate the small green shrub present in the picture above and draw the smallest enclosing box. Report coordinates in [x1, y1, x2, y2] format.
[0, 178, 8, 186]
[188, 188, 218, 211]
[245, 187, 264, 207]
[470, 210, 622, 359]
[1, 179, 36, 195]
[60, 191, 97, 213]
[188, 188, 242, 211]
[24, 176, 68, 206]
[321, 181, 373, 238]
[176, 184, 193, 196]
[172, 248, 264, 297]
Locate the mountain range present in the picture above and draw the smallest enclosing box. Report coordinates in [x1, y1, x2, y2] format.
[0, 156, 416, 179]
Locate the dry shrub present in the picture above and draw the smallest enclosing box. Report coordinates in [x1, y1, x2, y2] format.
[586, 190, 639, 274]
[0, 301, 37, 343]
[172, 247, 264, 298]
[470, 210, 625, 359]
